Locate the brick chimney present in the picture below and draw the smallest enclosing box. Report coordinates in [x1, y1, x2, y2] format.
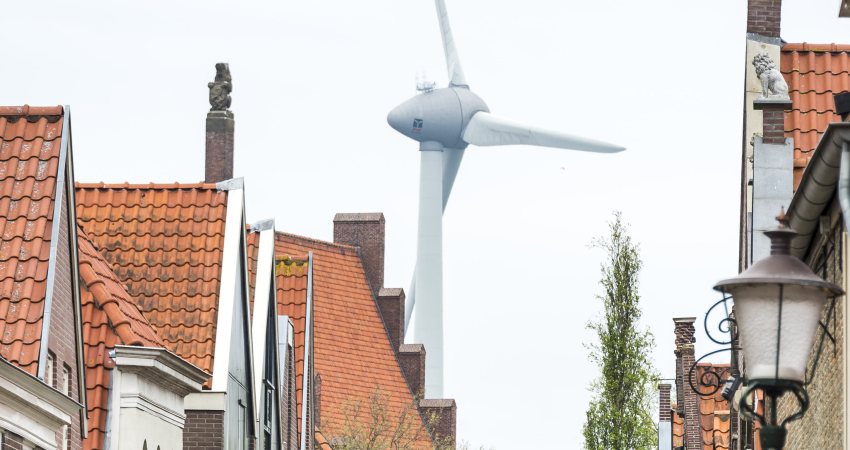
[747, 0, 782, 38]
[658, 384, 672, 450]
[333, 213, 385, 295]
[419, 399, 456, 448]
[673, 317, 700, 450]
[377, 288, 405, 351]
[205, 62, 235, 183]
[398, 344, 426, 398]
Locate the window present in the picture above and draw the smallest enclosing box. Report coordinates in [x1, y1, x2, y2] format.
[62, 364, 71, 396]
[62, 364, 71, 450]
[45, 351, 55, 388]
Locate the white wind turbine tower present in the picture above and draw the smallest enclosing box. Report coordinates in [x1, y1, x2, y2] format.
[388, 0, 625, 398]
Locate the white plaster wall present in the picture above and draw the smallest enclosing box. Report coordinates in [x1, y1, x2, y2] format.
[116, 371, 187, 450]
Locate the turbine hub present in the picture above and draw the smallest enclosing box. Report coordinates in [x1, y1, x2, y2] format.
[387, 87, 488, 149]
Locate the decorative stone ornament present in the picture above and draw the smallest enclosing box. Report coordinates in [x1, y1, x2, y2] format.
[753, 53, 789, 100]
[208, 63, 232, 112]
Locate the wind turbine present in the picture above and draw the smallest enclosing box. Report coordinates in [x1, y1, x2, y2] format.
[387, 0, 625, 398]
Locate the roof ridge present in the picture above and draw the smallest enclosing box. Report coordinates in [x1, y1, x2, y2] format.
[783, 42, 850, 52]
[0, 105, 63, 117]
[77, 225, 164, 348]
[275, 230, 358, 251]
[76, 181, 219, 190]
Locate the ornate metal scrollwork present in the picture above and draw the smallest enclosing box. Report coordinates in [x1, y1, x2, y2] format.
[689, 294, 739, 398]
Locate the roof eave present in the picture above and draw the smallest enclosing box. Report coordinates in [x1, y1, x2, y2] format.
[787, 122, 850, 258]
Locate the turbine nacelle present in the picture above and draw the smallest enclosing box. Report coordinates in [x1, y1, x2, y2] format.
[387, 87, 488, 150]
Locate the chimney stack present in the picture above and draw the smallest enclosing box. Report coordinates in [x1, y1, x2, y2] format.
[747, 0, 782, 38]
[658, 384, 672, 450]
[673, 317, 700, 450]
[377, 288, 405, 351]
[419, 399, 456, 448]
[206, 62, 235, 183]
[333, 213, 385, 296]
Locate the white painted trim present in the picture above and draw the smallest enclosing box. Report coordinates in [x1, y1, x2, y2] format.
[0, 358, 80, 450]
[211, 185, 245, 391]
[0, 358, 80, 417]
[250, 221, 275, 442]
[119, 393, 186, 428]
[184, 391, 227, 411]
[111, 346, 209, 396]
[106, 365, 121, 450]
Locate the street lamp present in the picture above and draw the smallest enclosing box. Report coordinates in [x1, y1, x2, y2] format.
[714, 211, 843, 449]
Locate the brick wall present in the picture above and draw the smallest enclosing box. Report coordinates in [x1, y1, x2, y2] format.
[48, 200, 82, 450]
[673, 318, 699, 450]
[419, 399, 456, 448]
[659, 384, 672, 423]
[333, 213, 385, 296]
[762, 109, 786, 145]
[747, 0, 781, 38]
[778, 210, 845, 449]
[398, 344, 426, 398]
[377, 288, 405, 351]
[184, 410, 225, 449]
[205, 111, 235, 183]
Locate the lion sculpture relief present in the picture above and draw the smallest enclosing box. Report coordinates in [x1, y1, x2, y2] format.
[753, 53, 789, 99]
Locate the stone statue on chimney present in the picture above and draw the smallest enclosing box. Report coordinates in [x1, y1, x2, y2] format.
[208, 63, 232, 111]
[753, 53, 789, 100]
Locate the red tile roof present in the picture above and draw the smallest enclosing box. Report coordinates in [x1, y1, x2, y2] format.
[671, 364, 732, 450]
[273, 248, 309, 440]
[247, 229, 259, 317]
[781, 43, 850, 189]
[672, 404, 684, 448]
[0, 105, 65, 376]
[75, 182, 228, 387]
[78, 226, 164, 450]
[696, 364, 731, 450]
[275, 232, 433, 448]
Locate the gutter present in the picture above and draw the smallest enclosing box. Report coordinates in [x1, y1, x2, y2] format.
[786, 122, 850, 258]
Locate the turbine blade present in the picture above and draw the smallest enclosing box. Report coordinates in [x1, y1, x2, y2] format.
[435, 0, 467, 87]
[463, 111, 626, 153]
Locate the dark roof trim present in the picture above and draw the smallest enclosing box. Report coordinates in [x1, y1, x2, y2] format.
[787, 122, 850, 257]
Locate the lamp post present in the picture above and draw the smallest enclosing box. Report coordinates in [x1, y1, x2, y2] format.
[713, 211, 843, 449]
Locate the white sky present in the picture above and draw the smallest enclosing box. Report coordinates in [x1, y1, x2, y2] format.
[4, 1, 850, 448]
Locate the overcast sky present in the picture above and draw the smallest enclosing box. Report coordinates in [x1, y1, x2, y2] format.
[4, 1, 850, 448]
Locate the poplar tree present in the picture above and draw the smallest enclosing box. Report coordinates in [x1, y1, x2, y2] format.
[583, 212, 657, 450]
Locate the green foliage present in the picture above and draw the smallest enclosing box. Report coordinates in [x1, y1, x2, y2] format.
[583, 212, 658, 450]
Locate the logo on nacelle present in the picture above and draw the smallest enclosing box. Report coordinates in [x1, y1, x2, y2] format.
[412, 118, 423, 133]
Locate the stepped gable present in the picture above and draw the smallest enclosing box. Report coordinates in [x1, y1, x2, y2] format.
[0, 105, 65, 375]
[275, 231, 433, 448]
[78, 226, 166, 450]
[781, 43, 850, 189]
[75, 182, 227, 387]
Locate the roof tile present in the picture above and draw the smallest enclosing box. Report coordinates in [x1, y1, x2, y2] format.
[275, 232, 433, 448]
[0, 106, 64, 376]
[75, 183, 227, 388]
[78, 226, 165, 450]
[781, 44, 850, 189]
